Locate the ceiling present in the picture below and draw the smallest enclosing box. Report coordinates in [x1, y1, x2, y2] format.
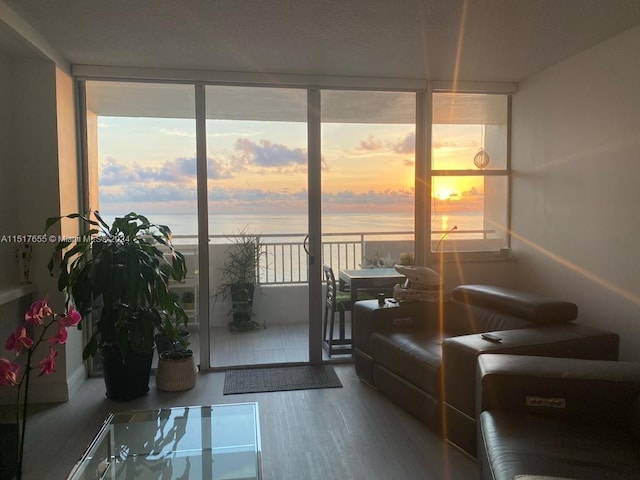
[2, 0, 640, 83]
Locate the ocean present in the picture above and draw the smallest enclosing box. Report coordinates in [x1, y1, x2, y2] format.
[99, 211, 488, 282]
[100, 212, 485, 241]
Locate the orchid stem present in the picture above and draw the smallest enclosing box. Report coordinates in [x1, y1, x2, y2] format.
[15, 351, 31, 480]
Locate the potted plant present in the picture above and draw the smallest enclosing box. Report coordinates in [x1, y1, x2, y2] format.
[214, 229, 265, 332]
[181, 291, 195, 310]
[155, 321, 197, 392]
[46, 211, 188, 401]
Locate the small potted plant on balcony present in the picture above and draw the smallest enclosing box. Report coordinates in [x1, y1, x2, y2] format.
[214, 229, 265, 332]
[181, 291, 195, 310]
[47, 211, 188, 401]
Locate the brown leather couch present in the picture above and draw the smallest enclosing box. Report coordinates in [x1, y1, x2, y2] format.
[477, 354, 640, 479]
[353, 284, 620, 456]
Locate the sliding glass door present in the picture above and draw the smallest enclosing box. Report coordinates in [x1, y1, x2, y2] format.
[81, 78, 419, 371]
[205, 86, 310, 368]
[84, 81, 200, 372]
[318, 90, 417, 357]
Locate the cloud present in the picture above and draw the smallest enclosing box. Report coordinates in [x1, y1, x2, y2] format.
[461, 186, 482, 197]
[100, 183, 197, 203]
[323, 188, 414, 210]
[208, 130, 259, 138]
[158, 128, 195, 138]
[359, 134, 385, 151]
[100, 157, 142, 185]
[354, 132, 415, 156]
[100, 156, 232, 186]
[233, 138, 307, 168]
[207, 187, 309, 213]
[208, 187, 307, 203]
[207, 158, 234, 179]
[392, 132, 415, 154]
[432, 138, 476, 149]
[152, 157, 197, 181]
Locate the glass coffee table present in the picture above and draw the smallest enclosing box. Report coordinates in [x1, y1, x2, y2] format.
[67, 403, 261, 480]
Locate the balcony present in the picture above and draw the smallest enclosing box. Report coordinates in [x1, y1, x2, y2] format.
[156, 228, 500, 370]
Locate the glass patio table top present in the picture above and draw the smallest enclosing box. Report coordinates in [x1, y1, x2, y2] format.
[67, 403, 261, 480]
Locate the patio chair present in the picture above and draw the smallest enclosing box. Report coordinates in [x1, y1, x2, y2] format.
[322, 264, 354, 356]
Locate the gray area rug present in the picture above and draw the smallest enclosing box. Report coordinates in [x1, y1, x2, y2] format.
[224, 365, 343, 394]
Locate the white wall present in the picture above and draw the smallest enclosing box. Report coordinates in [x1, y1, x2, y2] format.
[0, 57, 84, 403]
[511, 25, 640, 361]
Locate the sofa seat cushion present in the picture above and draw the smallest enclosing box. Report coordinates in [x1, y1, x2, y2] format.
[480, 411, 640, 480]
[370, 329, 452, 395]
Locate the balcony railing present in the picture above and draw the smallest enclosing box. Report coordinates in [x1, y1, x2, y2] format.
[172, 228, 496, 286]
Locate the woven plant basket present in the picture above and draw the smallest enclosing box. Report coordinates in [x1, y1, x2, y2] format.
[156, 353, 198, 392]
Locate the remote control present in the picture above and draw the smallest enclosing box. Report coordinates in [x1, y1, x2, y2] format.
[481, 333, 502, 343]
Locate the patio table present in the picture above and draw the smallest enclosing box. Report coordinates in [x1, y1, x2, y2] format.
[338, 268, 406, 303]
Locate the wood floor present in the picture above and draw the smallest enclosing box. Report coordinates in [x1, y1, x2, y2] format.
[18, 364, 478, 480]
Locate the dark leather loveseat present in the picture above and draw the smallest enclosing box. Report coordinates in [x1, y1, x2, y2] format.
[477, 354, 640, 479]
[353, 284, 620, 456]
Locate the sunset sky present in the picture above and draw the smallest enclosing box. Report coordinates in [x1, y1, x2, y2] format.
[96, 116, 485, 216]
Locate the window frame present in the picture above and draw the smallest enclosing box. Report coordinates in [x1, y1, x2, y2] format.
[428, 88, 512, 260]
[74, 68, 516, 270]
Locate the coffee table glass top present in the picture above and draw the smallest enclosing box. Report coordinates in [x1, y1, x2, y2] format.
[67, 403, 261, 480]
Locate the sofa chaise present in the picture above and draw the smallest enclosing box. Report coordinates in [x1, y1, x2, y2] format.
[477, 354, 640, 479]
[353, 284, 620, 456]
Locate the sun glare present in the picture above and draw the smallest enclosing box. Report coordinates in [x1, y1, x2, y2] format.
[434, 188, 457, 200]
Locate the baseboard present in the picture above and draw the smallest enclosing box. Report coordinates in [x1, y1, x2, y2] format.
[66, 363, 87, 400]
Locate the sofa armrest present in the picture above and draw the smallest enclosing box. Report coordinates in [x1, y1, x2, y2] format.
[443, 323, 619, 419]
[477, 354, 640, 426]
[352, 300, 439, 355]
[442, 324, 619, 457]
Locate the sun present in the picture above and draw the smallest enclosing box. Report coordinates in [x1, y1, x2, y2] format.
[434, 188, 458, 200]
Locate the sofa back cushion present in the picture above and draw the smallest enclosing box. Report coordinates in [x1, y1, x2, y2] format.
[452, 285, 578, 325]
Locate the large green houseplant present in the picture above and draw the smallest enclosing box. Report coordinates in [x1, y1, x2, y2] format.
[46, 211, 188, 400]
[214, 229, 265, 332]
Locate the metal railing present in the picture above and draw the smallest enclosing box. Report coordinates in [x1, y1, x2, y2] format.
[172, 228, 496, 285]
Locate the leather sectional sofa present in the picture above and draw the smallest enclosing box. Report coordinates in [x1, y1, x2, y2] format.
[352, 284, 620, 456]
[477, 354, 640, 479]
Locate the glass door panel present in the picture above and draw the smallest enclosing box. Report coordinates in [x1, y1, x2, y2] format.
[85, 81, 199, 373]
[205, 85, 308, 368]
[320, 90, 416, 359]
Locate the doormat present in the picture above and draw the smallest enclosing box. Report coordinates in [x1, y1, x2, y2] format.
[223, 365, 342, 395]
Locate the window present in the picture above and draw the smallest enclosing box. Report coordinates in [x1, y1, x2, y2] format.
[431, 92, 510, 253]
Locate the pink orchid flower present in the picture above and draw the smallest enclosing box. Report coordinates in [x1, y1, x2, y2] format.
[39, 348, 58, 376]
[47, 324, 68, 345]
[5, 326, 34, 355]
[0, 358, 20, 386]
[59, 305, 81, 328]
[25, 296, 53, 325]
